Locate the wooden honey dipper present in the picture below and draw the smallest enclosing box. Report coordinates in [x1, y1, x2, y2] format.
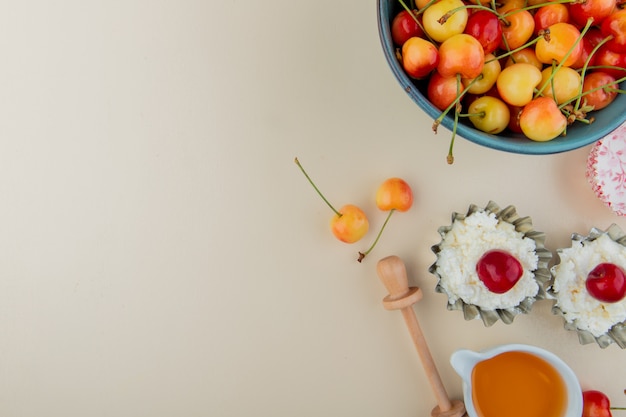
[376, 255, 466, 417]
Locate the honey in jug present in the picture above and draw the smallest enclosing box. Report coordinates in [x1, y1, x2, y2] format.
[471, 350, 567, 417]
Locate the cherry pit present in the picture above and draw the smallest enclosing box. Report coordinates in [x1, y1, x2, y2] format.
[391, 0, 626, 163]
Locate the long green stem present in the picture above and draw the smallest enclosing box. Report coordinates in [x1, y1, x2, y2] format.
[433, 74, 478, 133]
[439, 4, 507, 24]
[448, 89, 461, 165]
[502, 0, 576, 16]
[357, 209, 395, 262]
[535, 18, 593, 99]
[294, 157, 341, 217]
[489, 36, 541, 63]
[559, 75, 626, 110]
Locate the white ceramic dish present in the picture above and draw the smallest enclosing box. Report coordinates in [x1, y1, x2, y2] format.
[450, 344, 582, 417]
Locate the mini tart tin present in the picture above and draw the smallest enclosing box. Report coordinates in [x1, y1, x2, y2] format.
[586, 122, 626, 217]
[549, 224, 626, 349]
[429, 201, 552, 327]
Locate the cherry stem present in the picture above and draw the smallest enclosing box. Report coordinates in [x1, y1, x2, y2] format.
[458, 112, 485, 118]
[611, 407, 626, 411]
[357, 209, 396, 263]
[489, 35, 542, 63]
[294, 157, 342, 217]
[559, 74, 626, 110]
[535, 18, 592, 100]
[433, 74, 478, 133]
[397, 0, 436, 43]
[501, 0, 576, 16]
[447, 82, 461, 165]
[439, 4, 507, 25]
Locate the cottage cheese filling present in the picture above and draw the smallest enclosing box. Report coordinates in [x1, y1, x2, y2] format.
[435, 211, 539, 310]
[552, 233, 626, 337]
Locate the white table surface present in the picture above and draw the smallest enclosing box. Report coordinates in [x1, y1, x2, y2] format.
[2, 1, 626, 416]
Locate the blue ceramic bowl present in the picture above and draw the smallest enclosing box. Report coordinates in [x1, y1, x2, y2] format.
[377, 0, 626, 155]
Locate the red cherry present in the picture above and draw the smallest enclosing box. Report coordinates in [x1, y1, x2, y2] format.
[507, 104, 524, 133]
[569, 0, 616, 28]
[428, 71, 465, 111]
[601, 8, 626, 54]
[583, 390, 626, 417]
[391, 10, 424, 46]
[593, 44, 626, 79]
[586, 263, 626, 303]
[583, 390, 612, 417]
[572, 27, 605, 69]
[476, 249, 523, 294]
[582, 71, 619, 111]
[464, 10, 503, 55]
[534, 3, 570, 35]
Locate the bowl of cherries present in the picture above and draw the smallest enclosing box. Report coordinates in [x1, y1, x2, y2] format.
[377, 0, 626, 162]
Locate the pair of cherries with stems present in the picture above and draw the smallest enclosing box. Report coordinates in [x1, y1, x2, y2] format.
[294, 158, 413, 262]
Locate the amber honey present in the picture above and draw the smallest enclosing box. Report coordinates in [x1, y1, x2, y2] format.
[471, 351, 567, 417]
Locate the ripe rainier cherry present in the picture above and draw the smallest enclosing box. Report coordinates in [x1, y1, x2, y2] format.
[437, 34, 485, 79]
[519, 97, 567, 142]
[535, 22, 583, 67]
[402, 37, 439, 79]
[468, 96, 511, 134]
[497, 63, 542, 107]
[423, 0, 468, 43]
[295, 158, 369, 244]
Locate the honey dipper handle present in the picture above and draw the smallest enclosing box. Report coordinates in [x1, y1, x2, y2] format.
[401, 308, 453, 412]
[376, 256, 462, 416]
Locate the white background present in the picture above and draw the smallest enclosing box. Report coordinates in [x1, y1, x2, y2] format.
[1, 1, 625, 416]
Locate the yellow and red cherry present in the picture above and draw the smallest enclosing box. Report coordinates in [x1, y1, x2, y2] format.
[535, 22, 583, 67]
[468, 96, 511, 134]
[463, 53, 501, 95]
[422, 0, 468, 43]
[402, 37, 439, 79]
[539, 66, 581, 104]
[391, 9, 424, 46]
[582, 71, 619, 111]
[375, 178, 414, 212]
[585, 263, 626, 303]
[601, 9, 626, 54]
[519, 97, 567, 141]
[497, 63, 542, 107]
[438, 33, 485, 79]
[476, 249, 523, 294]
[583, 390, 626, 417]
[497, 0, 525, 14]
[358, 178, 413, 262]
[534, 3, 570, 35]
[428, 71, 465, 111]
[501, 9, 536, 50]
[504, 48, 543, 70]
[294, 157, 369, 244]
[331, 205, 369, 244]
[464, 10, 503, 55]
